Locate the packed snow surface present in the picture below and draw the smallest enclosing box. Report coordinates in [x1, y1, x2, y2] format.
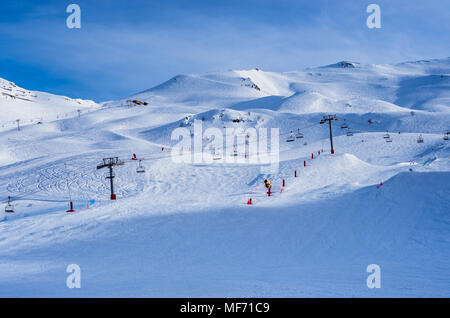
[0, 58, 449, 297]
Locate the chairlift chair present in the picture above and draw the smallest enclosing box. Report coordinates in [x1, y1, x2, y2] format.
[136, 160, 145, 173]
[5, 196, 14, 213]
[295, 129, 304, 139]
[385, 137, 392, 143]
[286, 131, 295, 142]
[444, 134, 449, 141]
[213, 149, 222, 160]
[346, 129, 353, 136]
[233, 145, 238, 156]
[417, 134, 424, 143]
[383, 131, 390, 139]
[341, 120, 348, 129]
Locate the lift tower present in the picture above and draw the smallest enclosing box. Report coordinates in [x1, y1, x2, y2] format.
[320, 115, 338, 154]
[96, 157, 124, 200]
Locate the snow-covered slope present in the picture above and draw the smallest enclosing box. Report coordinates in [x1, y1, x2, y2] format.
[0, 78, 99, 130]
[0, 58, 449, 297]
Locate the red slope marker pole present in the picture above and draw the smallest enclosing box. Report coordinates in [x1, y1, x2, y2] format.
[66, 201, 75, 213]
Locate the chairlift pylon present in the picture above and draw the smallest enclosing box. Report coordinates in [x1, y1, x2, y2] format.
[5, 196, 14, 213]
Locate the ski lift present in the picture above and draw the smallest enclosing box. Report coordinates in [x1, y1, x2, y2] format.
[286, 131, 295, 142]
[385, 136, 392, 143]
[383, 131, 390, 139]
[417, 134, 424, 143]
[213, 149, 222, 160]
[233, 145, 238, 156]
[295, 129, 304, 139]
[341, 120, 348, 129]
[346, 129, 353, 136]
[5, 196, 14, 213]
[136, 160, 145, 173]
[444, 134, 449, 141]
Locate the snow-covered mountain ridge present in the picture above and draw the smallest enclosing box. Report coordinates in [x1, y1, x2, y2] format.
[103, 57, 450, 114]
[0, 78, 98, 130]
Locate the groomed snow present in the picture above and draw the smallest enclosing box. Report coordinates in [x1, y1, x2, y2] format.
[0, 58, 449, 297]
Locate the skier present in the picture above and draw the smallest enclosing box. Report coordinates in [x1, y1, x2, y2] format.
[264, 179, 272, 189]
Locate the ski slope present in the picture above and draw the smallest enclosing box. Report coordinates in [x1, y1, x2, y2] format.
[0, 58, 449, 297]
[0, 78, 99, 132]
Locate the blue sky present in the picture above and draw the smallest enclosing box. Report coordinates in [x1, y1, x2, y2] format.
[0, 0, 449, 101]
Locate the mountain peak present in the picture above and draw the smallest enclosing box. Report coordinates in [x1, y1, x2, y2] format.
[322, 61, 361, 68]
